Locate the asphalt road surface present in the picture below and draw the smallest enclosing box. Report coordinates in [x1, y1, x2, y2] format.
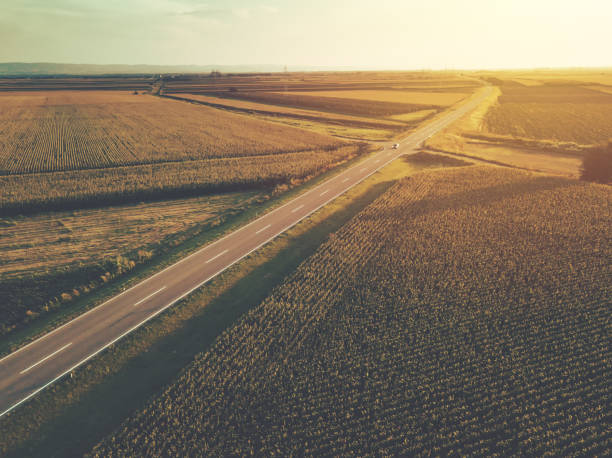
[0, 86, 493, 418]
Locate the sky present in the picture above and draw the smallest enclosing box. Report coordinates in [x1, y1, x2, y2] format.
[1, 0, 611, 69]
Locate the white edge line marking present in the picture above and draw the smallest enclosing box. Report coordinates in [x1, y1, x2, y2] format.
[0, 145, 404, 419]
[320, 190, 330, 196]
[20, 343, 72, 374]
[0, 87, 491, 365]
[291, 204, 305, 213]
[0, 137, 373, 364]
[133, 286, 167, 307]
[0, 273, 156, 364]
[0, 88, 493, 417]
[0, 87, 492, 365]
[255, 224, 272, 235]
[205, 249, 229, 264]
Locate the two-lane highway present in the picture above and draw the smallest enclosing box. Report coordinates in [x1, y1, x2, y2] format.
[0, 86, 493, 417]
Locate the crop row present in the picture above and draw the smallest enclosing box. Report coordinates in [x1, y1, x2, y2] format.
[484, 102, 612, 145]
[0, 191, 266, 336]
[0, 145, 362, 214]
[92, 166, 611, 456]
[162, 72, 479, 95]
[0, 92, 343, 174]
[216, 91, 439, 118]
[166, 93, 407, 129]
[482, 84, 612, 144]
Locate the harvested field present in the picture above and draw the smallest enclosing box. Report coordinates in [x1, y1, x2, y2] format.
[389, 109, 437, 122]
[388, 84, 479, 91]
[163, 72, 481, 95]
[160, 75, 477, 142]
[585, 85, 612, 95]
[427, 81, 611, 175]
[0, 191, 265, 335]
[210, 91, 440, 118]
[484, 85, 612, 144]
[92, 166, 611, 456]
[0, 192, 263, 280]
[0, 145, 363, 214]
[476, 70, 612, 87]
[484, 103, 612, 145]
[168, 93, 405, 129]
[161, 73, 478, 139]
[494, 84, 612, 104]
[516, 73, 612, 86]
[0, 91, 344, 174]
[511, 79, 543, 86]
[280, 90, 468, 106]
[0, 78, 153, 92]
[253, 115, 395, 142]
[439, 142, 583, 177]
[165, 91, 450, 142]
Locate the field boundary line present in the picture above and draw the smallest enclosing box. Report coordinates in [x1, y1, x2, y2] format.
[0, 87, 490, 365]
[0, 87, 493, 419]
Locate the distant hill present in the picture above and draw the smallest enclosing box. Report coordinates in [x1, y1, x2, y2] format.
[0, 62, 289, 76]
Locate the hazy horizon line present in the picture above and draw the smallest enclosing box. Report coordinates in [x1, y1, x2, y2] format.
[2, 61, 611, 73]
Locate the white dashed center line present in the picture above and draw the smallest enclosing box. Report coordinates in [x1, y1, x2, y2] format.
[20, 343, 72, 374]
[255, 224, 272, 234]
[291, 204, 305, 213]
[320, 189, 330, 196]
[134, 286, 167, 306]
[205, 249, 229, 264]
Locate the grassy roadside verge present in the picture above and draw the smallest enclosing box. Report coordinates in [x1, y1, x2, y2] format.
[0, 144, 373, 359]
[1, 154, 458, 457]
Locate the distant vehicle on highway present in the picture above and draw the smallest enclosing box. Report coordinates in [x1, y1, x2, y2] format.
[392, 143, 399, 149]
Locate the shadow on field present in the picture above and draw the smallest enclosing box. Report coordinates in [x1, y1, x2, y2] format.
[5, 180, 396, 458]
[392, 174, 576, 219]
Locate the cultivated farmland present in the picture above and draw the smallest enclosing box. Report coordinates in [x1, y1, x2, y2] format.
[163, 73, 477, 141]
[0, 145, 363, 214]
[165, 93, 407, 141]
[92, 166, 611, 456]
[281, 89, 467, 106]
[482, 69, 612, 87]
[163, 71, 481, 95]
[208, 90, 441, 118]
[163, 72, 479, 119]
[0, 191, 265, 335]
[0, 83, 366, 337]
[483, 84, 612, 144]
[166, 93, 407, 129]
[0, 91, 344, 174]
[424, 75, 612, 177]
